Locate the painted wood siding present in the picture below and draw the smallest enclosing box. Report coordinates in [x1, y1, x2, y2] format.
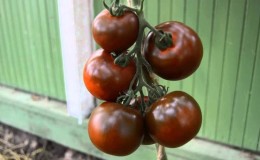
[94, 0, 260, 152]
[0, 0, 65, 100]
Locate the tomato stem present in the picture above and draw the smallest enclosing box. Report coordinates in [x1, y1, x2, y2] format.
[156, 144, 168, 160]
[113, 0, 167, 110]
[144, 20, 174, 50]
[100, 0, 170, 159]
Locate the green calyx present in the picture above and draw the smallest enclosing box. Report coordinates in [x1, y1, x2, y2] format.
[155, 31, 173, 50]
[103, 0, 144, 16]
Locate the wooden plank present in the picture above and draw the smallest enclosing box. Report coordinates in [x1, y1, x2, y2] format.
[2, 1, 20, 87]
[52, 0, 66, 100]
[214, 0, 246, 143]
[1, 86, 260, 160]
[9, 1, 31, 91]
[242, 3, 260, 150]
[6, 0, 25, 88]
[45, 0, 65, 100]
[193, 0, 214, 137]
[36, 0, 57, 98]
[58, 0, 95, 120]
[181, 0, 199, 95]
[0, 0, 9, 84]
[158, 0, 171, 22]
[26, 0, 49, 97]
[0, 0, 17, 87]
[171, 0, 185, 22]
[203, 0, 230, 140]
[23, 0, 42, 93]
[145, 0, 159, 26]
[229, 0, 259, 147]
[16, 1, 35, 92]
[46, 0, 63, 99]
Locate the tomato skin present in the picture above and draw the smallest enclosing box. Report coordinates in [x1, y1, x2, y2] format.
[145, 91, 202, 148]
[92, 9, 139, 53]
[143, 21, 203, 80]
[88, 102, 144, 156]
[83, 49, 136, 101]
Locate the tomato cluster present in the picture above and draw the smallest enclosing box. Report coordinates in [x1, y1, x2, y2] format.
[83, 1, 203, 157]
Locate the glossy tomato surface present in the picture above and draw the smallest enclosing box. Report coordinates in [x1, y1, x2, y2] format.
[92, 9, 139, 53]
[143, 21, 203, 80]
[83, 49, 136, 101]
[88, 102, 144, 156]
[145, 91, 202, 148]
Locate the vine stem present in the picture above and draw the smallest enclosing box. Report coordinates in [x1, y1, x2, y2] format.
[156, 144, 168, 160]
[127, 0, 170, 160]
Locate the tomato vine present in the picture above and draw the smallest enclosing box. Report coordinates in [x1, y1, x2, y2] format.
[105, 0, 172, 111]
[84, 0, 203, 159]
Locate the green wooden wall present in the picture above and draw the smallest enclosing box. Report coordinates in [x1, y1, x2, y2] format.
[94, 0, 260, 152]
[0, 0, 259, 154]
[0, 0, 65, 101]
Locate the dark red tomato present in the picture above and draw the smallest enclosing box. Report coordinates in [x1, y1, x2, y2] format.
[92, 9, 139, 53]
[88, 102, 144, 156]
[145, 91, 202, 148]
[143, 21, 203, 80]
[83, 49, 136, 101]
[130, 96, 155, 145]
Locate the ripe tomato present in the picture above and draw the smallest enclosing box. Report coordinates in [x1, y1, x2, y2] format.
[92, 9, 139, 53]
[145, 91, 202, 148]
[88, 102, 144, 156]
[83, 49, 136, 101]
[143, 21, 203, 80]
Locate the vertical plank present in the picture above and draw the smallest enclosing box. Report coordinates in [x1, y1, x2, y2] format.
[181, 0, 199, 95]
[9, 0, 31, 90]
[214, 0, 231, 142]
[8, 0, 28, 89]
[24, 0, 42, 93]
[229, 0, 259, 147]
[193, 0, 214, 136]
[17, 0, 35, 92]
[45, 0, 65, 99]
[0, 0, 9, 84]
[215, 0, 246, 143]
[58, 0, 95, 121]
[171, 0, 185, 22]
[53, 0, 66, 100]
[28, 0, 48, 96]
[158, 0, 171, 22]
[37, 0, 56, 97]
[0, 0, 18, 87]
[192, 0, 212, 135]
[241, 0, 260, 150]
[94, 0, 104, 16]
[145, 0, 159, 26]
[203, 0, 229, 140]
[4, 0, 21, 87]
